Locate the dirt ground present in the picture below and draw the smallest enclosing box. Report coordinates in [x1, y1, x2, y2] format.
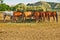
[0, 13, 60, 40]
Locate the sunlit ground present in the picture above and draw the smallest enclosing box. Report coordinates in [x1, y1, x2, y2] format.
[0, 13, 60, 40]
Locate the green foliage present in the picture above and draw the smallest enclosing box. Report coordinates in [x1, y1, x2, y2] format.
[0, 1, 60, 11]
[10, 6, 16, 11]
[14, 3, 26, 12]
[0, 3, 11, 11]
[12, 3, 43, 11]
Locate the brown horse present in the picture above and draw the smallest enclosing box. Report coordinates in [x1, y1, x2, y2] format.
[39, 11, 45, 22]
[33, 11, 45, 23]
[33, 11, 40, 23]
[45, 11, 58, 22]
[13, 11, 23, 22]
[23, 11, 33, 22]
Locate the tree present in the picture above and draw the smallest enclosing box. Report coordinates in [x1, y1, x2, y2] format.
[0, 3, 11, 11]
[36, 5, 43, 11]
[15, 3, 26, 12]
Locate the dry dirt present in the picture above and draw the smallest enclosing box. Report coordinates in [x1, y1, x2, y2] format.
[0, 13, 60, 40]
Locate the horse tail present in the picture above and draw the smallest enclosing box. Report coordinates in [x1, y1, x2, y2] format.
[56, 12, 58, 22]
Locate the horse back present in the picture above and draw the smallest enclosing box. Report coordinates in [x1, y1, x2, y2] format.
[13, 11, 22, 17]
[34, 11, 40, 17]
[3, 11, 13, 16]
[24, 11, 32, 17]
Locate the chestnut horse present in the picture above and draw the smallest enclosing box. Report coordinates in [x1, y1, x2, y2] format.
[23, 11, 33, 22]
[13, 11, 23, 22]
[45, 11, 58, 22]
[33, 11, 45, 23]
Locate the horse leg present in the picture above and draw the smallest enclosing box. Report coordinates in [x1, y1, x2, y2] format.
[43, 14, 45, 22]
[23, 17, 26, 22]
[48, 14, 50, 22]
[46, 16, 48, 21]
[15, 17, 17, 23]
[10, 16, 13, 22]
[48, 17, 50, 22]
[20, 15, 24, 23]
[53, 16, 55, 22]
[35, 17, 36, 23]
[16, 17, 19, 22]
[43, 16, 45, 22]
[3, 15, 6, 22]
[56, 13, 58, 22]
[38, 17, 40, 23]
[13, 16, 16, 22]
[36, 17, 39, 23]
[40, 16, 42, 22]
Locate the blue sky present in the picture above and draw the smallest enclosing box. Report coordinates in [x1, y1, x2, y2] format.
[4, 0, 60, 6]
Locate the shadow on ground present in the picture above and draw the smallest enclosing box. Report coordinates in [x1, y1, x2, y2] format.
[0, 19, 36, 23]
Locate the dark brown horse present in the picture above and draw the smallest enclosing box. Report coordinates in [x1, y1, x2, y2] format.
[45, 11, 58, 22]
[39, 11, 45, 22]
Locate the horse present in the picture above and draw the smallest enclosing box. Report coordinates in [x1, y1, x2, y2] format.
[23, 11, 33, 22]
[45, 11, 58, 22]
[33, 11, 45, 23]
[3, 11, 23, 22]
[13, 11, 23, 22]
[39, 11, 45, 22]
[3, 11, 13, 22]
[33, 11, 40, 23]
